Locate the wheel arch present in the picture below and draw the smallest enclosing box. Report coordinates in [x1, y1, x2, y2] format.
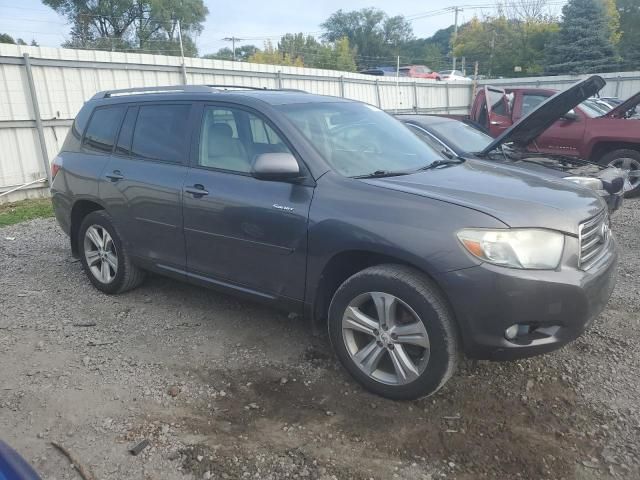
[309, 249, 457, 334]
[588, 141, 640, 163]
[69, 198, 106, 257]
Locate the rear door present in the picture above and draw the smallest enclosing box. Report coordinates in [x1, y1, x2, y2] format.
[182, 103, 313, 300]
[485, 86, 513, 137]
[100, 102, 195, 270]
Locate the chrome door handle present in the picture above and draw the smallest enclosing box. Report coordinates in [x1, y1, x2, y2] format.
[184, 184, 209, 197]
[490, 121, 504, 126]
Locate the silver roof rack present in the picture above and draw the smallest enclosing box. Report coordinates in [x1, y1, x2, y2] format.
[91, 85, 216, 100]
[91, 84, 308, 100]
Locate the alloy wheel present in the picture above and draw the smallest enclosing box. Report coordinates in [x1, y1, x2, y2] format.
[608, 157, 640, 193]
[83, 225, 118, 284]
[341, 292, 430, 385]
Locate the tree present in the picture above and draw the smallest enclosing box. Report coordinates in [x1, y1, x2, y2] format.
[274, 33, 356, 71]
[0, 33, 29, 45]
[402, 26, 454, 70]
[248, 41, 304, 67]
[202, 45, 259, 61]
[42, 0, 207, 55]
[617, 0, 640, 68]
[545, 0, 618, 73]
[600, 0, 621, 45]
[453, 14, 558, 77]
[321, 8, 413, 67]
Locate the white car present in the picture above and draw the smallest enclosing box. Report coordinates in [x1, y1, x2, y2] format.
[438, 70, 471, 82]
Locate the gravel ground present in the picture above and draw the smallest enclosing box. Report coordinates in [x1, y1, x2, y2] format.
[1, 199, 639, 480]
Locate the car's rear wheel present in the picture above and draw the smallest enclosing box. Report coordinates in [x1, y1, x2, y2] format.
[600, 149, 640, 197]
[328, 264, 460, 400]
[78, 211, 144, 294]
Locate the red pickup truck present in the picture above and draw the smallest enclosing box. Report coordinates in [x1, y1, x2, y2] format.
[465, 85, 640, 194]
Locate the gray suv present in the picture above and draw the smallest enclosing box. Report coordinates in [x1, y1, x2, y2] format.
[51, 85, 618, 400]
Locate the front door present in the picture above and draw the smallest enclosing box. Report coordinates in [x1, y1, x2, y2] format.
[182, 104, 313, 300]
[100, 103, 194, 270]
[485, 87, 513, 137]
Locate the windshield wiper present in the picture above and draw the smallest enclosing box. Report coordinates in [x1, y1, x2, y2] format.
[353, 170, 412, 179]
[418, 157, 465, 171]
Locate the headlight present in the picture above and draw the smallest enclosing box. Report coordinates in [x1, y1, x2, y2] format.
[457, 228, 565, 269]
[564, 176, 603, 191]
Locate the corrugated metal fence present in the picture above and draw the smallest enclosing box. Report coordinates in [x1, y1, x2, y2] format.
[0, 44, 473, 201]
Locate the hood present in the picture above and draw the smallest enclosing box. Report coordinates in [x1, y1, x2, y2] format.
[480, 75, 606, 155]
[363, 159, 604, 235]
[605, 91, 640, 119]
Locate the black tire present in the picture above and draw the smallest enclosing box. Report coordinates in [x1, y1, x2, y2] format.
[598, 148, 640, 198]
[328, 264, 460, 400]
[78, 210, 145, 294]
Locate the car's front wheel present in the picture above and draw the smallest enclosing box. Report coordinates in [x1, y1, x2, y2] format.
[600, 148, 640, 197]
[328, 265, 460, 400]
[78, 211, 144, 294]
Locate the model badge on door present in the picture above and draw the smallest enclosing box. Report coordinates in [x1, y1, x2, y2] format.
[273, 204, 294, 212]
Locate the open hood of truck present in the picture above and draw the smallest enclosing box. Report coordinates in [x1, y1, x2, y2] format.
[605, 91, 640, 119]
[479, 75, 606, 156]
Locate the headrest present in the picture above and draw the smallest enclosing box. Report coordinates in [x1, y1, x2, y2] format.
[209, 123, 233, 138]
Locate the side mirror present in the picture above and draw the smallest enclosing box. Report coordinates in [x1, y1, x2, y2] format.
[252, 153, 301, 181]
[562, 110, 578, 121]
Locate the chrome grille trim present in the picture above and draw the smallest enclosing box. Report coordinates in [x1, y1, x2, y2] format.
[578, 210, 610, 270]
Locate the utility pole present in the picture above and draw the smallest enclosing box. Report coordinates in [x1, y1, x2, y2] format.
[471, 61, 479, 101]
[222, 36, 244, 61]
[177, 20, 188, 85]
[451, 6, 463, 70]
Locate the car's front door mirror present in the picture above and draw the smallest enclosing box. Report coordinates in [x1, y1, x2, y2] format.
[252, 153, 301, 181]
[562, 109, 578, 121]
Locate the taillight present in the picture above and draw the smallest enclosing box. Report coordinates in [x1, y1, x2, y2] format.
[51, 157, 61, 179]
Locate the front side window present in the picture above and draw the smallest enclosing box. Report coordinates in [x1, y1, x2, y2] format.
[199, 106, 292, 173]
[521, 94, 549, 116]
[131, 104, 191, 163]
[82, 106, 125, 153]
[487, 89, 509, 116]
[276, 102, 444, 177]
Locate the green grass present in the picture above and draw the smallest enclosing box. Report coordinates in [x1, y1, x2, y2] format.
[0, 197, 54, 227]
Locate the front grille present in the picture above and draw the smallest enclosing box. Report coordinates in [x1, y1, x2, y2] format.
[578, 210, 610, 270]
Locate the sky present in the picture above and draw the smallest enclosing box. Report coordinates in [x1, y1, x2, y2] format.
[0, 0, 567, 56]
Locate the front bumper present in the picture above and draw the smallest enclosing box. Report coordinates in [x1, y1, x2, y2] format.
[437, 237, 618, 360]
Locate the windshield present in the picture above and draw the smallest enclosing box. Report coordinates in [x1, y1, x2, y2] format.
[276, 102, 444, 177]
[426, 121, 493, 153]
[579, 100, 608, 118]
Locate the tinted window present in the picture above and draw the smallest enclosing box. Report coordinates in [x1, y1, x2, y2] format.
[199, 106, 291, 173]
[131, 104, 190, 163]
[62, 105, 92, 152]
[82, 107, 125, 153]
[115, 107, 138, 156]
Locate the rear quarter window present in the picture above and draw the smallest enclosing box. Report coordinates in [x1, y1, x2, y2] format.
[60, 105, 92, 152]
[82, 106, 126, 154]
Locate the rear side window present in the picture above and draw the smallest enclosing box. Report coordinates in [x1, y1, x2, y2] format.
[131, 104, 191, 163]
[82, 106, 125, 153]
